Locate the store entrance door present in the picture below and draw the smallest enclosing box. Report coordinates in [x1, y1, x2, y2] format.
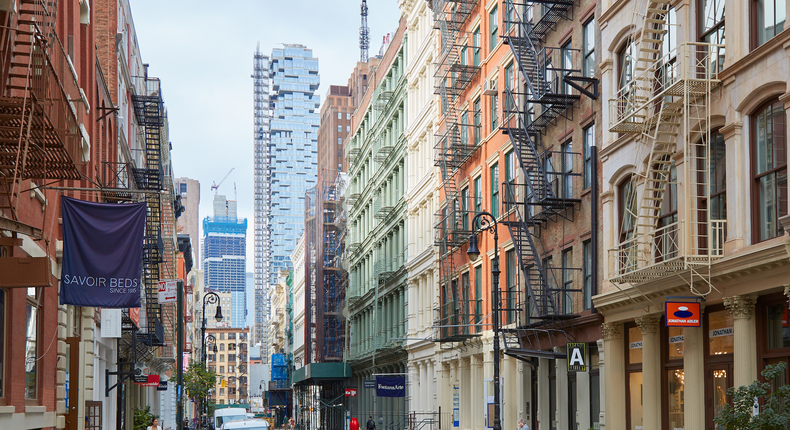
[705, 363, 733, 430]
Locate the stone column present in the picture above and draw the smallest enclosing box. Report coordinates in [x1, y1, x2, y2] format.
[503, 354, 517, 430]
[683, 307, 705, 430]
[555, 349, 569, 430]
[410, 363, 420, 414]
[720, 122, 744, 250]
[461, 358, 471, 428]
[597, 339, 606, 430]
[603, 323, 625, 430]
[724, 295, 757, 387]
[471, 354, 483, 430]
[438, 362, 451, 421]
[537, 358, 550, 430]
[636, 314, 661, 430]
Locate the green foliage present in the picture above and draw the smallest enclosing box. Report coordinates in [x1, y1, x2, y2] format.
[133, 406, 159, 430]
[184, 360, 218, 413]
[715, 362, 790, 430]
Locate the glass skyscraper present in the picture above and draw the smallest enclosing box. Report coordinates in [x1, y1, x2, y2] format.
[267, 44, 319, 286]
[203, 194, 248, 328]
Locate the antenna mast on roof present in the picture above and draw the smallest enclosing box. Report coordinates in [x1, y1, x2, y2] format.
[360, 0, 370, 62]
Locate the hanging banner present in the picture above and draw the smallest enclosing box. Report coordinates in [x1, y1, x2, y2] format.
[375, 376, 405, 397]
[59, 197, 146, 308]
[567, 342, 588, 372]
[665, 302, 701, 327]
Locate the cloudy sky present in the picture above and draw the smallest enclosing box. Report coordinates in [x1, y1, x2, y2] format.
[131, 0, 403, 271]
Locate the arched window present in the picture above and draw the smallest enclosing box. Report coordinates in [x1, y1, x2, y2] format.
[752, 100, 787, 242]
[618, 178, 637, 272]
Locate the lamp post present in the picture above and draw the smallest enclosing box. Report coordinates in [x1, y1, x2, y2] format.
[201, 292, 222, 421]
[467, 211, 501, 430]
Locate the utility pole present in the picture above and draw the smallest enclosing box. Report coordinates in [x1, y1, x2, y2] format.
[177, 280, 184, 430]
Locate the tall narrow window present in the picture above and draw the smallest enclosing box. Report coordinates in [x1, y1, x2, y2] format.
[754, 0, 786, 46]
[461, 45, 468, 66]
[619, 179, 637, 272]
[505, 150, 516, 184]
[562, 248, 574, 314]
[583, 17, 596, 77]
[489, 5, 499, 52]
[504, 62, 514, 114]
[700, 0, 725, 72]
[473, 27, 481, 66]
[491, 163, 500, 218]
[753, 101, 787, 242]
[462, 186, 470, 231]
[709, 131, 727, 255]
[582, 240, 592, 310]
[561, 40, 573, 95]
[657, 163, 678, 260]
[474, 265, 483, 333]
[583, 124, 595, 189]
[473, 98, 482, 145]
[562, 140, 573, 198]
[461, 110, 470, 146]
[474, 176, 482, 214]
[461, 272, 470, 334]
[505, 249, 517, 324]
[619, 42, 636, 91]
[490, 88, 499, 132]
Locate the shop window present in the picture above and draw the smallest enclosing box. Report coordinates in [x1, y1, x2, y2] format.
[550, 363, 557, 430]
[766, 302, 790, 349]
[708, 310, 734, 355]
[667, 369, 685, 429]
[0, 288, 5, 398]
[626, 324, 644, 430]
[752, 100, 787, 242]
[590, 351, 601, 428]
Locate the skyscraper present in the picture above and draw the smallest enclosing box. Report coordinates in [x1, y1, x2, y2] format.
[175, 177, 201, 267]
[267, 44, 319, 298]
[253, 45, 272, 346]
[202, 194, 248, 328]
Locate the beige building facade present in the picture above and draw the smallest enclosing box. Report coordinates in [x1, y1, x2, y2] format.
[596, 1, 790, 430]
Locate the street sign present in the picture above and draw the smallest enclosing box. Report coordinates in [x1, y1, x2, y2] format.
[344, 388, 357, 397]
[158, 280, 178, 303]
[157, 380, 168, 391]
[567, 342, 587, 372]
[363, 379, 375, 389]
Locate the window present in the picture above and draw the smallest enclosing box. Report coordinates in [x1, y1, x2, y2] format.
[583, 18, 595, 77]
[461, 45, 468, 66]
[474, 176, 482, 225]
[752, 100, 787, 242]
[561, 140, 573, 198]
[209, 354, 216, 362]
[618, 41, 636, 92]
[618, 179, 637, 272]
[582, 240, 592, 310]
[180, 182, 187, 194]
[220, 366, 224, 373]
[626, 325, 643, 430]
[461, 272, 470, 334]
[475, 265, 483, 333]
[754, 0, 786, 47]
[229, 354, 236, 362]
[338, 112, 342, 120]
[505, 249, 517, 324]
[657, 163, 678, 260]
[489, 5, 499, 53]
[708, 130, 727, 253]
[338, 137, 343, 145]
[505, 150, 516, 184]
[708, 310, 734, 355]
[700, 0, 725, 72]
[462, 186, 470, 231]
[491, 163, 499, 218]
[561, 40, 573, 94]
[561, 248, 573, 314]
[338, 125, 342, 133]
[25, 287, 39, 400]
[461, 110, 469, 146]
[473, 27, 481, 66]
[220, 343, 225, 351]
[504, 62, 514, 113]
[490, 88, 499, 131]
[583, 124, 595, 189]
[220, 354, 225, 362]
[347, 125, 351, 133]
[473, 98, 481, 144]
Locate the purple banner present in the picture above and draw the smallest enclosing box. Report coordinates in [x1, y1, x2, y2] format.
[59, 196, 146, 308]
[375, 376, 405, 397]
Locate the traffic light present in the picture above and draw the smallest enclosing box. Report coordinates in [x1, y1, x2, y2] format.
[222, 379, 228, 388]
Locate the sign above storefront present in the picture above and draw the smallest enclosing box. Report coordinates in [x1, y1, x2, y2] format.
[375, 376, 405, 397]
[567, 342, 587, 372]
[665, 302, 701, 327]
[345, 388, 357, 397]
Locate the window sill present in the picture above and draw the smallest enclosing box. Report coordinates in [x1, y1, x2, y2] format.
[25, 406, 46, 413]
[0, 406, 13, 414]
[581, 187, 592, 198]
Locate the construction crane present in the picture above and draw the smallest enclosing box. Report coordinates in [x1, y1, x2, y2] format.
[211, 168, 235, 194]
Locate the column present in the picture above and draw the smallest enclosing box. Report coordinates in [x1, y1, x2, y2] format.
[597, 339, 606, 430]
[537, 358, 550, 430]
[439, 362, 451, 420]
[408, 281, 417, 336]
[471, 354, 483, 430]
[461, 358, 472, 429]
[410, 363, 419, 415]
[422, 361, 430, 414]
[720, 122, 744, 250]
[555, 349, 569, 430]
[684, 307, 705, 430]
[429, 360, 436, 413]
[503, 354, 518, 430]
[635, 315, 661, 430]
[577, 349, 591, 430]
[724, 295, 757, 387]
[602, 323, 625, 430]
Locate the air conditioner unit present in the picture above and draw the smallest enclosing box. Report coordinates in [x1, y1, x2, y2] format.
[483, 78, 498, 96]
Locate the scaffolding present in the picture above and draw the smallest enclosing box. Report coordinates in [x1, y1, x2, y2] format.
[608, 0, 724, 291]
[304, 175, 347, 363]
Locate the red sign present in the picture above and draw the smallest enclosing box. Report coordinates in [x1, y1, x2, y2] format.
[345, 388, 357, 397]
[665, 302, 701, 327]
[137, 374, 161, 387]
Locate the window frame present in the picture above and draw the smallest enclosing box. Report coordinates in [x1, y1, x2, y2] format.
[561, 39, 573, 95]
[561, 140, 573, 199]
[24, 287, 41, 402]
[583, 17, 596, 78]
[473, 98, 482, 145]
[505, 248, 517, 324]
[583, 124, 595, 189]
[751, 99, 788, 243]
[489, 5, 499, 53]
[505, 149, 516, 185]
[751, 0, 787, 48]
[474, 264, 483, 333]
[473, 26, 482, 66]
[561, 248, 574, 314]
[582, 240, 592, 310]
[491, 162, 500, 218]
[462, 186, 470, 231]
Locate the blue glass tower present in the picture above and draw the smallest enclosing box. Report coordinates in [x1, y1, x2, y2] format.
[203, 195, 248, 328]
[267, 44, 319, 287]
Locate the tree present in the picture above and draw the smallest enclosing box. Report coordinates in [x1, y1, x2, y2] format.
[715, 362, 790, 430]
[134, 406, 159, 430]
[184, 360, 218, 416]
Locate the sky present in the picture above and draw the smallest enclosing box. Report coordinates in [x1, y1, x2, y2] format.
[130, 0, 403, 273]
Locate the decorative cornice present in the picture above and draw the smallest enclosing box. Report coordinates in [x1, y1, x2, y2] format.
[635, 314, 660, 334]
[720, 122, 743, 140]
[723, 295, 756, 319]
[602, 322, 622, 340]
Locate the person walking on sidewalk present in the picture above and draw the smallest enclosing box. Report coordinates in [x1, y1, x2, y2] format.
[366, 416, 376, 430]
[517, 418, 529, 430]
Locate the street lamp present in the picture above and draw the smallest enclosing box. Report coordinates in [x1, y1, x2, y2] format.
[201, 292, 223, 365]
[468, 211, 501, 430]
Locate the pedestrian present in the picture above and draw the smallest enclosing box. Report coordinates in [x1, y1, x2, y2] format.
[518, 418, 529, 430]
[147, 417, 162, 430]
[289, 416, 296, 430]
[366, 416, 376, 430]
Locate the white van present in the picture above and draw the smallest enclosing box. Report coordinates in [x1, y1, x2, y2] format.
[213, 407, 247, 430]
[220, 418, 270, 430]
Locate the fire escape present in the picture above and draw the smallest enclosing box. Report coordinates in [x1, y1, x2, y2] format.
[608, 2, 724, 292]
[496, 0, 598, 358]
[432, 0, 482, 343]
[131, 75, 166, 346]
[0, 0, 85, 284]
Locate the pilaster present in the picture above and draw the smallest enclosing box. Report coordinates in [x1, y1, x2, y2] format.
[683, 307, 705, 430]
[724, 295, 757, 387]
[635, 314, 661, 430]
[602, 322, 624, 430]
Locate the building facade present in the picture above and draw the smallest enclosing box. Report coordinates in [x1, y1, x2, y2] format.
[345, 17, 409, 427]
[206, 327, 250, 405]
[175, 177, 202, 267]
[596, 1, 790, 430]
[203, 195, 248, 329]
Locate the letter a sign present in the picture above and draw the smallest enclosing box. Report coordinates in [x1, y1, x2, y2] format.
[567, 342, 587, 372]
